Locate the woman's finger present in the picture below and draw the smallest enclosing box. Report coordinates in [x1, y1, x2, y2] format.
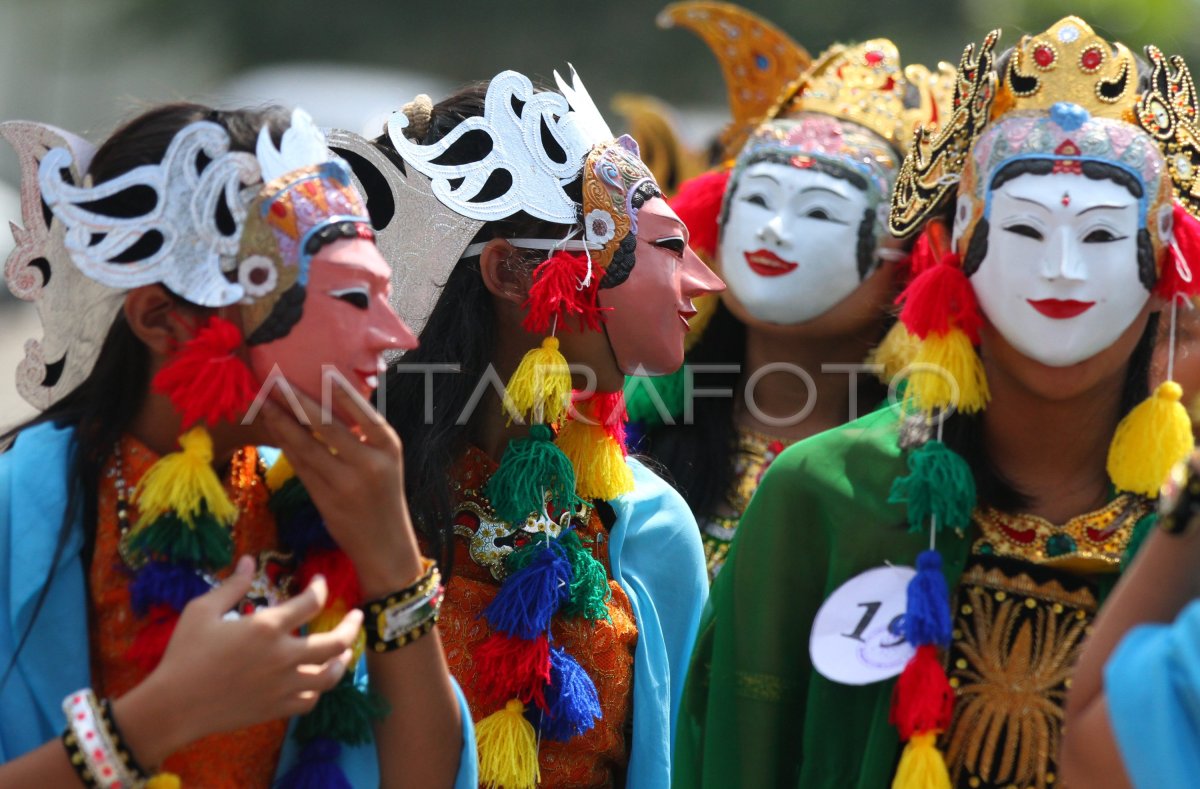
[262, 404, 338, 489]
[330, 384, 396, 450]
[289, 648, 352, 694]
[292, 609, 364, 665]
[290, 387, 367, 462]
[260, 575, 329, 633]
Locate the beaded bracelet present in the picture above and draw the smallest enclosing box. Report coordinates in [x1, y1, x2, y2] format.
[61, 689, 148, 789]
[1159, 453, 1200, 535]
[361, 559, 444, 652]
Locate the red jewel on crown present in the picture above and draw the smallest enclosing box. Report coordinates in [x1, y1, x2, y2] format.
[1080, 45, 1104, 73]
[1052, 139, 1084, 174]
[1033, 44, 1056, 69]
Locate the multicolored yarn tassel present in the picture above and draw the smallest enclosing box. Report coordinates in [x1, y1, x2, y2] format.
[523, 250, 605, 334]
[868, 321, 922, 384]
[151, 316, 258, 429]
[473, 523, 611, 783]
[1108, 203, 1200, 497]
[897, 258, 989, 415]
[556, 391, 634, 500]
[484, 424, 583, 525]
[1107, 380, 1194, 496]
[536, 647, 602, 741]
[888, 440, 977, 534]
[270, 457, 384, 787]
[132, 427, 237, 528]
[507, 337, 572, 425]
[889, 420, 966, 787]
[895, 220, 988, 416]
[123, 426, 240, 672]
[477, 700, 540, 789]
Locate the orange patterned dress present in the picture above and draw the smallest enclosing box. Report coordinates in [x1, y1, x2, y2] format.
[89, 435, 288, 788]
[437, 447, 639, 788]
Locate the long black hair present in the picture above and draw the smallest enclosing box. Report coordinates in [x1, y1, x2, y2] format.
[0, 103, 289, 688]
[376, 83, 582, 573]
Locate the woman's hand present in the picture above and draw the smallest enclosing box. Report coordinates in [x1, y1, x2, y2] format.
[260, 385, 424, 597]
[113, 556, 362, 766]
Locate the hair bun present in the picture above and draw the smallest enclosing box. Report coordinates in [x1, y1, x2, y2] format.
[400, 94, 434, 141]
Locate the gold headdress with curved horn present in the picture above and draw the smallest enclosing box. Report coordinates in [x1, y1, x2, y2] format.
[658, 1, 811, 153]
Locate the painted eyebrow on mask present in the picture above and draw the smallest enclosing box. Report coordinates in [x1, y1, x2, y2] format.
[1008, 194, 1050, 210]
[799, 185, 849, 200]
[745, 172, 781, 186]
[1076, 203, 1130, 216]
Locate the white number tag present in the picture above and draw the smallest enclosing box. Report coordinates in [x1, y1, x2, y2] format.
[809, 565, 915, 685]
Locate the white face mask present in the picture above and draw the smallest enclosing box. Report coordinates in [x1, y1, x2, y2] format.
[719, 161, 875, 324]
[968, 170, 1150, 367]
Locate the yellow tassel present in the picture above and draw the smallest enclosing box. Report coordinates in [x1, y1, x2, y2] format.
[1107, 381, 1196, 496]
[146, 773, 182, 789]
[868, 321, 922, 384]
[892, 732, 951, 789]
[555, 420, 634, 500]
[506, 337, 572, 425]
[265, 453, 295, 493]
[132, 427, 237, 530]
[684, 292, 719, 353]
[906, 330, 990, 415]
[476, 699, 540, 789]
[309, 602, 347, 636]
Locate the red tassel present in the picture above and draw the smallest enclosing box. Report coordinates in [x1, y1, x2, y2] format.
[152, 316, 258, 428]
[295, 549, 362, 609]
[889, 644, 955, 741]
[908, 221, 952, 277]
[669, 169, 731, 260]
[574, 390, 628, 452]
[522, 251, 605, 334]
[897, 261, 983, 343]
[1155, 202, 1200, 299]
[125, 604, 179, 673]
[474, 633, 552, 710]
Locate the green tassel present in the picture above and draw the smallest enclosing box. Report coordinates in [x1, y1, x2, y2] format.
[293, 675, 389, 746]
[125, 509, 233, 571]
[888, 440, 976, 534]
[558, 531, 611, 621]
[268, 476, 311, 524]
[624, 369, 686, 428]
[485, 425, 584, 525]
[505, 532, 553, 575]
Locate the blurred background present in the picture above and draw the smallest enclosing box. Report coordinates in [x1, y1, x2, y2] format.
[1, 0, 1197, 426]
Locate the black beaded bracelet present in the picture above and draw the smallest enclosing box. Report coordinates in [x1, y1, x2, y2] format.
[1159, 453, 1200, 535]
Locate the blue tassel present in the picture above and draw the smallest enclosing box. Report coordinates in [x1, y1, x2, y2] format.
[888, 440, 976, 534]
[274, 738, 351, 789]
[903, 550, 952, 647]
[277, 500, 337, 560]
[483, 541, 571, 639]
[130, 560, 211, 617]
[532, 647, 602, 742]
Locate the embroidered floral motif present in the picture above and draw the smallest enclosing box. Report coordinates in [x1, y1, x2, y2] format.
[943, 558, 1098, 789]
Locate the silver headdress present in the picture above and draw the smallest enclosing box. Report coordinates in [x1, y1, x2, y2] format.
[1, 122, 125, 410]
[38, 122, 261, 307]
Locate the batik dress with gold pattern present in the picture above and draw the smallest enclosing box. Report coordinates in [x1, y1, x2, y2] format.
[434, 447, 639, 788]
[943, 496, 1151, 789]
[674, 404, 1156, 789]
[700, 427, 794, 581]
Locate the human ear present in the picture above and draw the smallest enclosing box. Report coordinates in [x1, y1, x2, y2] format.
[122, 285, 198, 357]
[479, 238, 531, 305]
